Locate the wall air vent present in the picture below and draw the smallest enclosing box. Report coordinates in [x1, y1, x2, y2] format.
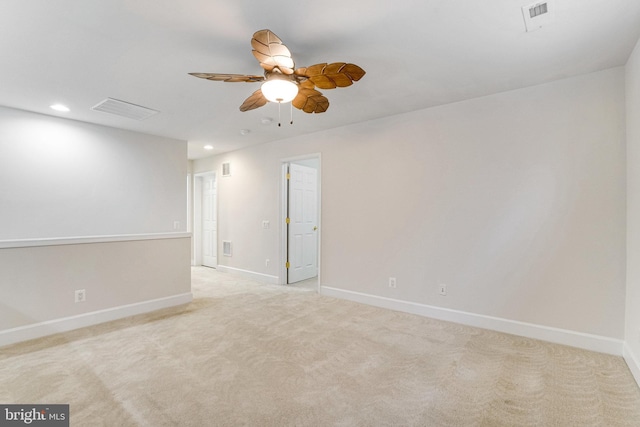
[222, 162, 231, 177]
[522, 0, 555, 32]
[91, 98, 159, 121]
[222, 241, 232, 257]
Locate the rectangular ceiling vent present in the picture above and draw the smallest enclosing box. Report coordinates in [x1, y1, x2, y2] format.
[522, 0, 555, 32]
[529, 2, 547, 18]
[91, 98, 159, 121]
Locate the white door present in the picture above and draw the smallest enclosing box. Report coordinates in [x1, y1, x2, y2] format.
[202, 174, 217, 268]
[287, 163, 318, 283]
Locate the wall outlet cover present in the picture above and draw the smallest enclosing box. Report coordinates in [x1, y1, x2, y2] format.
[74, 289, 86, 303]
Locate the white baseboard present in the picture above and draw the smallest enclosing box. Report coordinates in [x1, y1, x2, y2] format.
[623, 343, 640, 387]
[215, 265, 279, 284]
[0, 293, 193, 348]
[321, 287, 624, 356]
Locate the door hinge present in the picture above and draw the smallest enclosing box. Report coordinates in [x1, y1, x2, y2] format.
[286, 173, 291, 180]
[285, 261, 290, 269]
[285, 217, 290, 224]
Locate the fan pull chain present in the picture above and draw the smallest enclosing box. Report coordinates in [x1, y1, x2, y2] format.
[275, 102, 294, 127]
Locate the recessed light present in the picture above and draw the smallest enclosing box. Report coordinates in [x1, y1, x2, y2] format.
[204, 145, 214, 150]
[50, 104, 70, 112]
[260, 117, 273, 125]
[240, 129, 251, 135]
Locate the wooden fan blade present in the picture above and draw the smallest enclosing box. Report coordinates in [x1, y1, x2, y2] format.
[297, 63, 365, 89]
[189, 73, 264, 83]
[239, 89, 268, 112]
[251, 29, 295, 75]
[298, 79, 316, 90]
[292, 88, 329, 114]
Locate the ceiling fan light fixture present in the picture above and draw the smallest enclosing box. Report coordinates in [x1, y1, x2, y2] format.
[261, 78, 298, 103]
[189, 29, 365, 114]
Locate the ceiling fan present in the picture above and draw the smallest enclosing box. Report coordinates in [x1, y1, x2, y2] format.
[189, 29, 365, 118]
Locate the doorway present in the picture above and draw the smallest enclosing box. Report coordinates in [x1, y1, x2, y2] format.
[281, 156, 321, 288]
[193, 172, 217, 268]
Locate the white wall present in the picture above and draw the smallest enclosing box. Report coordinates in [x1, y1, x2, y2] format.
[193, 67, 626, 346]
[0, 107, 191, 346]
[0, 106, 187, 239]
[625, 37, 640, 383]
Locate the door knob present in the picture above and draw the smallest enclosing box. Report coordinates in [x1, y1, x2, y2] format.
[313, 226, 318, 231]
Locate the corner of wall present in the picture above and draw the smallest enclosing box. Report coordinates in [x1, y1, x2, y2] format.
[624, 343, 640, 387]
[625, 35, 640, 389]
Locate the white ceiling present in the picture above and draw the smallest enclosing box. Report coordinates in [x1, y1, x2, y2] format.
[1, 1, 639, 159]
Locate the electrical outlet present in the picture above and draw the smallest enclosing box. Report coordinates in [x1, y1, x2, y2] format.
[173, 221, 180, 230]
[75, 289, 86, 303]
[389, 277, 397, 288]
[265, 259, 270, 267]
[439, 284, 447, 296]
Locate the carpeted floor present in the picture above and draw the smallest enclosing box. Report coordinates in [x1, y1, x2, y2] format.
[1, 266, 639, 426]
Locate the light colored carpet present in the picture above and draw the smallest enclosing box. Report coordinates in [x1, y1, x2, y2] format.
[1, 266, 639, 426]
[288, 276, 318, 291]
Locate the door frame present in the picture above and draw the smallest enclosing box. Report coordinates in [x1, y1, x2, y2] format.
[193, 171, 217, 267]
[279, 154, 321, 289]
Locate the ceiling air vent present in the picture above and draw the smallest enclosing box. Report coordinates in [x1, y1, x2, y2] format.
[529, 3, 547, 18]
[91, 98, 159, 121]
[522, 0, 555, 32]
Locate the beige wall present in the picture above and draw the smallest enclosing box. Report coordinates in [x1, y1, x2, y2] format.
[194, 67, 627, 340]
[0, 237, 191, 331]
[626, 37, 640, 378]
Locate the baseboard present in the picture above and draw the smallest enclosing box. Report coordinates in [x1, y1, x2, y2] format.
[215, 265, 279, 284]
[0, 292, 193, 348]
[623, 343, 640, 387]
[321, 286, 624, 356]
